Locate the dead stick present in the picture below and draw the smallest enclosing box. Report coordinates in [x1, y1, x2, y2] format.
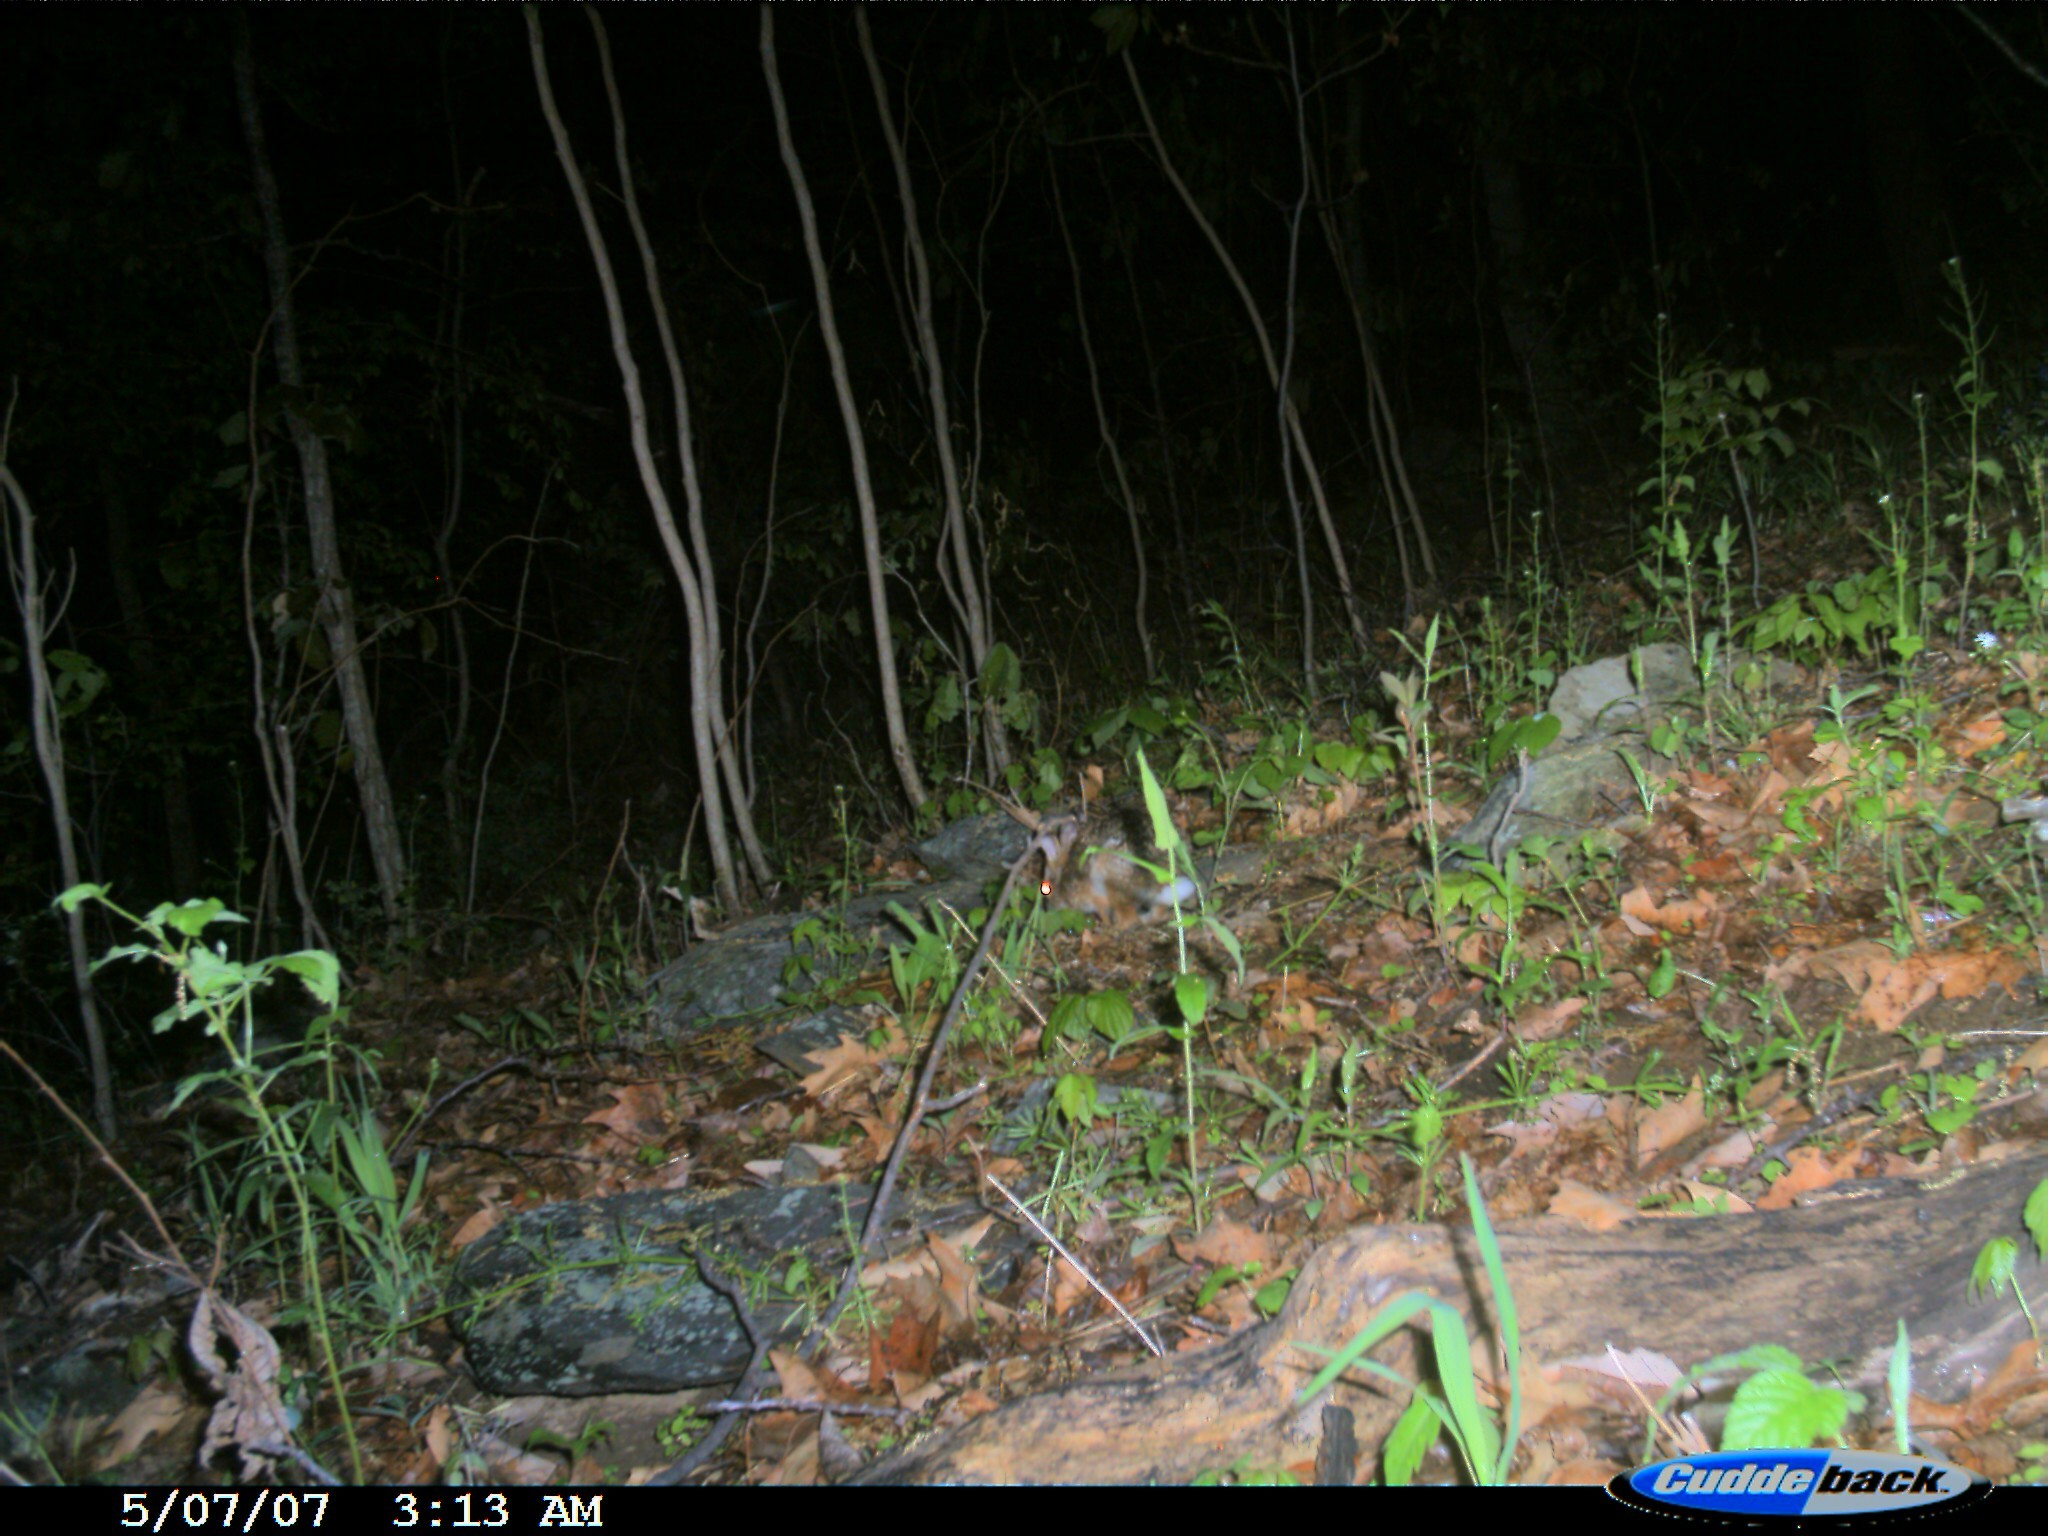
[804, 826, 1059, 1349]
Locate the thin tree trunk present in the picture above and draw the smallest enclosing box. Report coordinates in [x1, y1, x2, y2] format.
[1276, 16, 1318, 682]
[1337, 406, 1410, 615]
[1112, 209, 1195, 634]
[763, 4, 926, 810]
[1318, 76, 1432, 604]
[955, 114, 1022, 691]
[1340, 67, 1433, 590]
[2, 457, 116, 1142]
[238, 352, 331, 958]
[740, 315, 810, 812]
[1123, 49, 1371, 660]
[1047, 141, 1154, 679]
[435, 164, 481, 916]
[469, 483, 547, 920]
[526, 9, 743, 911]
[234, 19, 407, 928]
[583, 10, 774, 894]
[854, 8, 1010, 774]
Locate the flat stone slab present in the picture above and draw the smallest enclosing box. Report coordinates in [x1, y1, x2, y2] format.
[643, 814, 1029, 1033]
[450, 1181, 992, 1396]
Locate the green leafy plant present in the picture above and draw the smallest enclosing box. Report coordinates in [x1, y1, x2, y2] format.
[453, 1007, 559, 1051]
[1297, 1157, 1522, 1485]
[1965, 1176, 2048, 1347]
[1382, 620, 1463, 953]
[1044, 987, 1140, 1054]
[1616, 746, 1663, 819]
[655, 1404, 710, 1457]
[781, 910, 875, 1000]
[59, 885, 443, 1482]
[1881, 1056, 1992, 1147]
[1074, 693, 1198, 759]
[1700, 988, 1840, 1122]
[1940, 260, 2002, 635]
[1747, 567, 1895, 662]
[884, 902, 965, 1024]
[1454, 594, 1567, 773]
[526, 1418, 615, 1462]
[1391, 1074, 1450, 1220]
[1649, 1344, 1863, 1455]
[1639, 333, 1806, 610]
[1887, 1319, 1914, 1456]
[1194, 1261, 1292, 1319]
[1209, 1047, 1375, 1205]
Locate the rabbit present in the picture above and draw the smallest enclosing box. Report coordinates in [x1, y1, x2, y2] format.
[1037, 805, 1197, 926]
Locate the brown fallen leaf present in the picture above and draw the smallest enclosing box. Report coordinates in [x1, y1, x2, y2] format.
[92, 1380, 196, 1471]
[1632, 1078, 1709, 1159]
[581, 1081, 672, 1151]
[1754, 1147, 1863, 1210]
[1546, 1181, 1637, 1232]
[1175, 1212, 1276, 1271]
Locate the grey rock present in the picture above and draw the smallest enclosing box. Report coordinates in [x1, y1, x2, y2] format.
[450, 1181, 995, 1396]
[1449, 643, 1800, 860]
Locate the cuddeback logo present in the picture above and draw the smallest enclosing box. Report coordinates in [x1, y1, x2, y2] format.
[1610, 1449, 1989, 1520]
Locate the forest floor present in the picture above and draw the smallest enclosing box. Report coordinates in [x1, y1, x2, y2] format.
[10, 509, 2048, 1487]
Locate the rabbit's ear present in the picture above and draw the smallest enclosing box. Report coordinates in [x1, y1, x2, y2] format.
[1035, 815, 1083, 895]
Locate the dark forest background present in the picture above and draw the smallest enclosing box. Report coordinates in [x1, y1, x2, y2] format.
[3, 4, 2042, 1094]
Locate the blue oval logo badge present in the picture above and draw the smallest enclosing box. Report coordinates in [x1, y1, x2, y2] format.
[1610, 1449, 1989, 1520]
